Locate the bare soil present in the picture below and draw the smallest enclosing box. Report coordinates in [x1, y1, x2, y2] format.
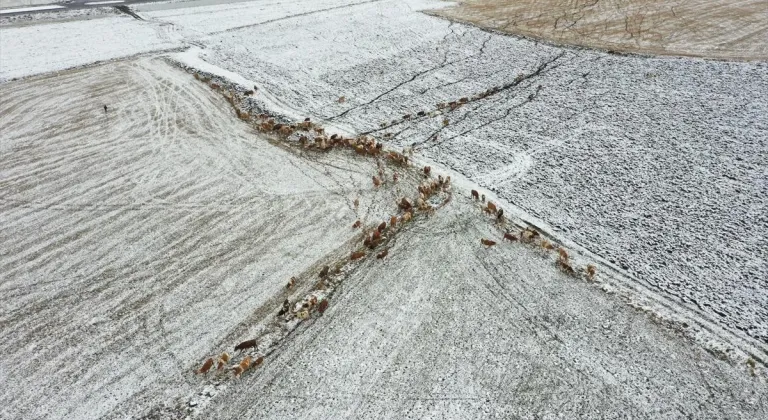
[431, 0, 768, 60]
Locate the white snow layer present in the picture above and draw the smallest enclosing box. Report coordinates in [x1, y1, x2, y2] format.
[0, 0, 60, 8]
[0, 5, 63, 13]
[150, 0, 768, 345]
[0, 16, 180, 81]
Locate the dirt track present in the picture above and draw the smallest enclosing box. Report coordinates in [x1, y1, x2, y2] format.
[432, 0, 768, 60]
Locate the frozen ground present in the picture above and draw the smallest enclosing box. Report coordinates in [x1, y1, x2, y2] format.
[433, 0, 768, 61]
[1, 56, 766, 419]
[0, 15, 180, 81]
[200, 196, 768, 419]
[0, 57, 417, 419]
[148, 0, 768, 346]
[136, 0, 378, 34]
[1, 0, 61, 8]
[1, 0, 767, 418]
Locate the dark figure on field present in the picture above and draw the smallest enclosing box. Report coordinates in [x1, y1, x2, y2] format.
[103, 105, 108, 113]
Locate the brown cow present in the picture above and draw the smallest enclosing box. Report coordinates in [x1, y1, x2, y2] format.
[521, 228, 539, 242]
[558, 260, 576, 275]
[351, 251, 365, 260]
[586, 264, 596, 280]
[233, 356, 252, 377]
[196, 358, 214, 374]
[480, 239, 497, 247]
[471, 190, 479, 200]
[240, 356, 252, 370]
[235, 339, 258, 352]
[378, 222, 387, 232]
[318, 299, 329, 313]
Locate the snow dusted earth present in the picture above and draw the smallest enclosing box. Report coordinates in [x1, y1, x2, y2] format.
[1, 0, 767, 418]
[0, 57, 419, 419]
[0, 15, 179, 81]
[0, 0, 61, 8]
[203, 196, 768, 419]
[151, 0, 768, 345]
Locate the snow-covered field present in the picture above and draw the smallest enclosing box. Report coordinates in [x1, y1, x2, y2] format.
[201, 197, 768, 419]
[148, 0, 768, 345]
[0, 57, 419, 419]
[1, 0, 767, 418]
[0, 0, 60, 8]
[136, 0, 379, 34]
[0, 15, 180, 81]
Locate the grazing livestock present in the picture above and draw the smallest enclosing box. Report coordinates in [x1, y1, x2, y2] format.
[318, 299, 329, 313]
[196, 358, 214, 374]
[235, 339, 258, 352]
[586, 264, 597, 280]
